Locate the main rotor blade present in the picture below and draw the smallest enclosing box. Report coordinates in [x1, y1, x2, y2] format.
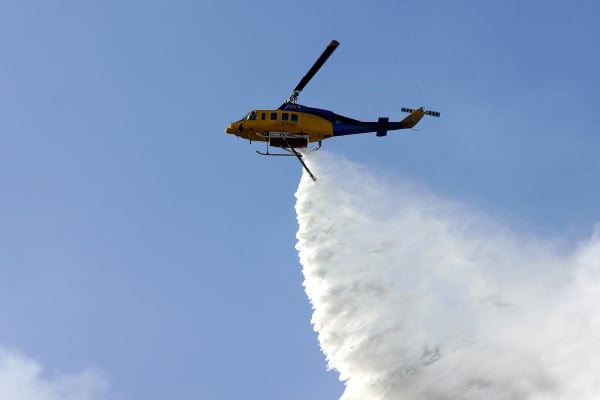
[280, 40, 339, 108]
[294, 39, 339, 93]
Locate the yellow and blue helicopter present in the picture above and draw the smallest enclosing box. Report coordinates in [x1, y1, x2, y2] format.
[225, 40, 440, 181]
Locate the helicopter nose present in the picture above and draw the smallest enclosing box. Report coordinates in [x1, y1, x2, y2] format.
[226, 122, 244, 134]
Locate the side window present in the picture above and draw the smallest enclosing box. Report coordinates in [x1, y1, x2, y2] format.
[270, 112, 278, 120]
[291, 114, 298, 122]
[261, 113, 266, 120]
[282, 113, 289, 121]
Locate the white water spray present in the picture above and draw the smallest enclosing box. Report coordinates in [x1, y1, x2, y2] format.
[295, 152, 600, 400]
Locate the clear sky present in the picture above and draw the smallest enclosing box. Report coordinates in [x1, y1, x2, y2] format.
[1, 1, 599, 399]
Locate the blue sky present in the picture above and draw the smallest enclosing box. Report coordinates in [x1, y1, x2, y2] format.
[1, 1, 599, 399]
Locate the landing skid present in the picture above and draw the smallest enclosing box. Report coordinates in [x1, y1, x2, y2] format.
[255, 150, 295, 156]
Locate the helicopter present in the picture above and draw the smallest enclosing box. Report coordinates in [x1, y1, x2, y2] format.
[225, 40, 440, 181]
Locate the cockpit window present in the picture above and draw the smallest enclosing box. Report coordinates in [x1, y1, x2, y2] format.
[247, 111, 257, 120]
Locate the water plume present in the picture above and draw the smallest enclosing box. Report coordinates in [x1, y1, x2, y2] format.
[295, 152, 600, 400]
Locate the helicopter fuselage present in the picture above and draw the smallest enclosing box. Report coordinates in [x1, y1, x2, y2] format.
[225, 103, 425, 148]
